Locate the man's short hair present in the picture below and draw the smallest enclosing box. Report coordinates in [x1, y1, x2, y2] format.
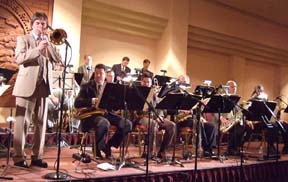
[95, 64, 106, 71]
[141, 72, 151, 80]
[31, 12, 48, 27]
[122, 56, 130, 62]
[143, 59, 150, 64]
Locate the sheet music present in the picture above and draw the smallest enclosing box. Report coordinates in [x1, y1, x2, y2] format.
[52, 71, 74, 90]
[0, 85, 10, 96]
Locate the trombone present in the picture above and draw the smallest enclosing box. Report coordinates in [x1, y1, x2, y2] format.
[47, 25, 68, 46]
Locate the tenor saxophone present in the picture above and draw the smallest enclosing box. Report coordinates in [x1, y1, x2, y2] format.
[73, 107, 106, 120]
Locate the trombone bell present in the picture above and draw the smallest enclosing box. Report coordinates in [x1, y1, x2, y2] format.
[50, 28, 67, 45]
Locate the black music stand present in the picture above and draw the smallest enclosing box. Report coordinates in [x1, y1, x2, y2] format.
[202, 95, 240, 162]
[74, 73, 83, 86]
[245, 99, 280, 160]
[98, 82, 150, 170]
[156, 93, 200, 167]
[153, 75, 173, 87]
[0, 68, 16, 84]
[194, 85, 215, 99]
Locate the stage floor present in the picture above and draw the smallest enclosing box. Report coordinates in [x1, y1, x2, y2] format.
[0, 142, 287, 182]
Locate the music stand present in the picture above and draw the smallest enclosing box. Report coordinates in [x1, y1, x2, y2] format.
[74, 73, 83, 86]
[202, 95, 240, 162]
[52, 71, 74, 90]
[245, 99, 280, 160]
[0, 68, 16, 83]
[153, 75, 173, 87]
[156, 93, 200, 167]
[98, 82, 150, 170]
[194, 85, 215, 99]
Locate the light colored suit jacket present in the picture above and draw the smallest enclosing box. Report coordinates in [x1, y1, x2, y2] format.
[78, 64, 93, 85]
[13, 33, 62, 97]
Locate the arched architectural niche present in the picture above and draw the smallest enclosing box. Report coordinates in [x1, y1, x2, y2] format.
[0, 0, 34, 64]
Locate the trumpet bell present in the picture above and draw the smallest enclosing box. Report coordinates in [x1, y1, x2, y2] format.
[50, 28, 67, 45]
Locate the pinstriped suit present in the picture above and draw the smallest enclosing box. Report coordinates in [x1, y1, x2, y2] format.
[12, 33, 62, 163]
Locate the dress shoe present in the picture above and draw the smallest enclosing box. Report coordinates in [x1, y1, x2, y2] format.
[95, 150, 103, 160]
[226, 149, 240, 156]
[282, 145, 288, 155]
[157, 151, 167, 161]
[102, 145, 112, 159]
[30, 159, 48, 168]
[14, 160, 29, 168]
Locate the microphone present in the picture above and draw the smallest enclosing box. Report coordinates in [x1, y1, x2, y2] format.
[64, 39, 71, 48]
[160, 69, 167, 73]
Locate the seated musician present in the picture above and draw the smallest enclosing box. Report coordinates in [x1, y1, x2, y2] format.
[47, 62, 79, 133]
[225, 84, 278, 156]
[74, 64, 111, 159]
[270, 96, 288, 155]
[103, 68, 133, 157]
[174, 75, 217, 157]
[135, 73, 176, 161]
[220, 80, 252, 156]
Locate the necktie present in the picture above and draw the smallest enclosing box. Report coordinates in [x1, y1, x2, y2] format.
[36, 36, 48, 84]
[37, 36, 42, 45]
[97, 85, 102, 97]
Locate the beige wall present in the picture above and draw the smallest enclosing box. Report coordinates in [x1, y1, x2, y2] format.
[80, 26, 157, 74]
[186, 0, 288, 102]
[189, 0, 288, 50]
[52, 0, 83, 71]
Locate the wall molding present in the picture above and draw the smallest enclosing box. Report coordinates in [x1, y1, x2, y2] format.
[188, 25, 288, 65]
[82, 0, 168, 39]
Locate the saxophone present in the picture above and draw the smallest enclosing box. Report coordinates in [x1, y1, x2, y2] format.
[73, 107, 106, 120]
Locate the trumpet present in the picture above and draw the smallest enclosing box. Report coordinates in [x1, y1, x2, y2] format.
[48, 25, 68, 46]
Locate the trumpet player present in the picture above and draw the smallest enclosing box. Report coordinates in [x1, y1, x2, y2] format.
[12, 12, 62, 168]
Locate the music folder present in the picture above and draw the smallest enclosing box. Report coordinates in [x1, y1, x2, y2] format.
[156, 93, 201, 111]
[153, 75, 173, 87]
[202, 94, 240, 113]
[97, 82, 150, 111]
[245, 99, 277, 122]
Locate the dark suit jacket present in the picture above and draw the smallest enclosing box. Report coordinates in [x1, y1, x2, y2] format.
[74, 80, 100, 108]
[111, 63, 131, 82]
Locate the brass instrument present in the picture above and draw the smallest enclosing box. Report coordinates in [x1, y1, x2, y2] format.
[177, 111, 192, 123]
[48, 26, 68, 45]
[220, 101, 252, 133]
[73, 107, 106, 120]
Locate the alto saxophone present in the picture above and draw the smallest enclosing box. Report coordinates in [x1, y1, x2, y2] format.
[73, 107, 106, 120]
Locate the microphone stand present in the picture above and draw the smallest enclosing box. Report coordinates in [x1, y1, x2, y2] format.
[131, 83, 162, 182]
[44, 42, 70, 180]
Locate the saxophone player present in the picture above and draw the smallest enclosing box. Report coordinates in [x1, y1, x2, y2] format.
[74, 64, 111, 159]
[74, 64, 132, 159]
[12, 12, 62, 168]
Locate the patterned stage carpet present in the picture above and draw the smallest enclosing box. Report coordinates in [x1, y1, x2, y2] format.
[0, 137, 287, 182]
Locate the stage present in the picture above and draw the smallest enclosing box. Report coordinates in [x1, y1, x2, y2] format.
[0, 133, 288, 182]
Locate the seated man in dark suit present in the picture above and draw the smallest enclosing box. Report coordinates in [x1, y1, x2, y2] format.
[74, 64, 111, 159]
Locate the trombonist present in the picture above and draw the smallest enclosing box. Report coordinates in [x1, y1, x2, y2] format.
[12, 12, 62, 168]
[136, 73, 176, 161]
